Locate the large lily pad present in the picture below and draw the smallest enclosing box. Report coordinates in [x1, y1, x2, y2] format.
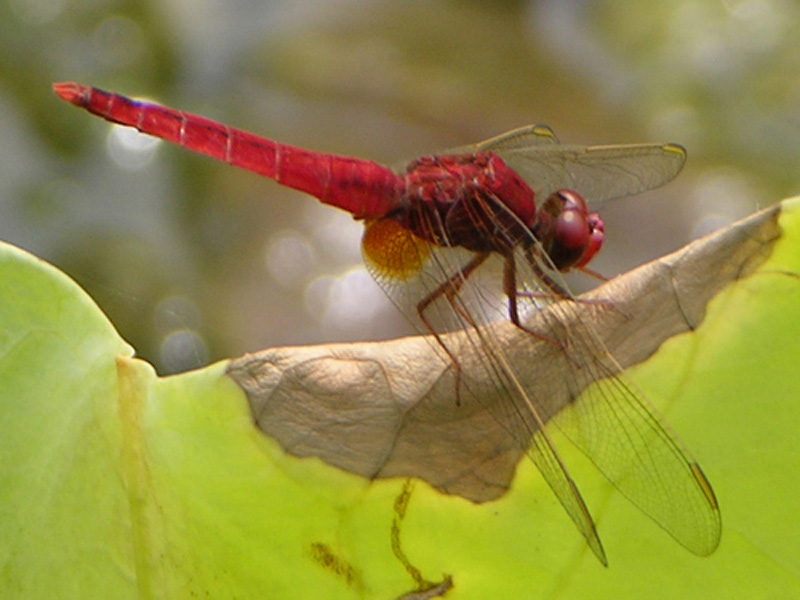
[1, 199, 799, 598]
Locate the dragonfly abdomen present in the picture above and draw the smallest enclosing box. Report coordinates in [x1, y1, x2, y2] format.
[53, 82, 404, 220]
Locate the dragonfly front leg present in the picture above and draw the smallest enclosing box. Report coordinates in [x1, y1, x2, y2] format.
[502, 252, 578, 351]
[517, 246, 627, 322]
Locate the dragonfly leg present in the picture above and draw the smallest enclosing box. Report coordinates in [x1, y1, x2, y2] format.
[577, 265, 608, 282]
[416, 252, 490, 405]
[515, 286, 623, 315]
[503, 253, 589, 370]
[523, 247, 627, 319]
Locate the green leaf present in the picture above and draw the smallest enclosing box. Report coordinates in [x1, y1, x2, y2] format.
[2, 200, 799, 598]
[0, 245, 133, 596]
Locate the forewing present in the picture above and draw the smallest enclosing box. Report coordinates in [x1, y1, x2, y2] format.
[504, 244, 722, 555]
[491, 141, 686, 205]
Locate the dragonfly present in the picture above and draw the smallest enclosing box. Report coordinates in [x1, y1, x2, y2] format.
[53, 81, 721, 565]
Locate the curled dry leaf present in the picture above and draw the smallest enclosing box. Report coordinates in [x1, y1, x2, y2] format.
[227, 203, 780, 505]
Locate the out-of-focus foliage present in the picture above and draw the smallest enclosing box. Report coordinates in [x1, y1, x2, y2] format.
[2, 0, 798, 373]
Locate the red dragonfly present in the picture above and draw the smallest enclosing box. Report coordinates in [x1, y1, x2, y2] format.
[53, 82, 721, 565]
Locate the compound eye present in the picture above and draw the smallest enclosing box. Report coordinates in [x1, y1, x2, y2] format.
[553, 204, 590, 252]
[553, 190, 590, 251]
[543, 190, 593, 271]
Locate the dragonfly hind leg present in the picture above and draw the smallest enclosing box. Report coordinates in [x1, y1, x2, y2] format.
[416, 252, 490, 405]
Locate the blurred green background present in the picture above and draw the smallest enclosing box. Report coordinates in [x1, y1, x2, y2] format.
[1, 0, 798, 373]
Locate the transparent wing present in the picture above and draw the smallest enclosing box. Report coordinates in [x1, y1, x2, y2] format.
[474, 124, 560, 151]
[476, 125, 686, 205]
[361, 192, 719, 561]
[506, 243, 722, 555]
[463, 232, 721, 557]
[551, 342, 723, 556]
[441, 124, 559, 157]
[463, 322, 609, 565]
[454, 230, 721, 556]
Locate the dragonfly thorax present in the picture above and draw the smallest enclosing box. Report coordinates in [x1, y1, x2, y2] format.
[397, 152, 538, 254]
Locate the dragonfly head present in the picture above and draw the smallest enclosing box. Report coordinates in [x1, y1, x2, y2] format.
[535, 190, 605, 271]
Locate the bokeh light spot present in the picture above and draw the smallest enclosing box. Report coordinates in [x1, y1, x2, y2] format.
[106, 125, 160, 171]
[265, 230, 316, 289]
[159, 329, 209, 374]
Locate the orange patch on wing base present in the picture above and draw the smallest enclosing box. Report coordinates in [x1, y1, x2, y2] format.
[362, 219, 430, 281]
